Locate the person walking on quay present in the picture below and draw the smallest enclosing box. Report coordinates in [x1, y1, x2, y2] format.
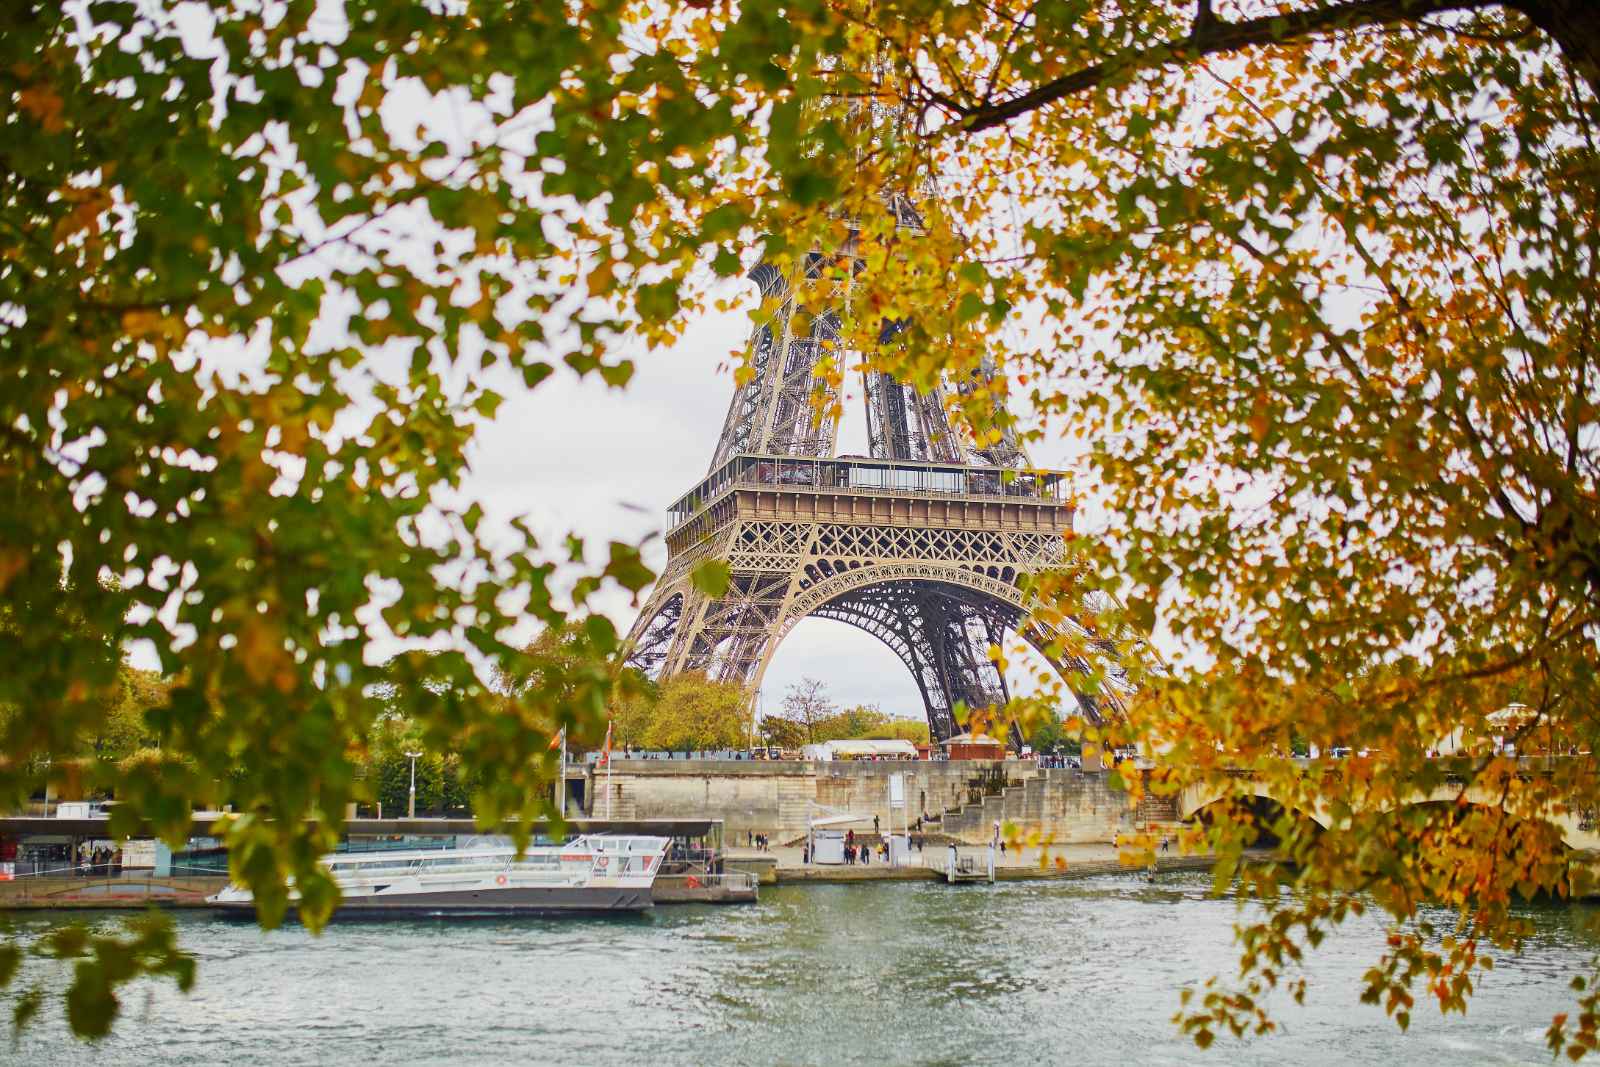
[802, 843, 810, 864]
[861, 844, 871, 867]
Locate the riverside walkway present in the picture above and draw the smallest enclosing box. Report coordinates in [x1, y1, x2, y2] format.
[727, 842, 1214, 885]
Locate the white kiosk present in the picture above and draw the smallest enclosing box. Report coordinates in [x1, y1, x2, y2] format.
[806, 813, 872, 865]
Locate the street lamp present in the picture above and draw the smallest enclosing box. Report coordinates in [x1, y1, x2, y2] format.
[749, 689, 762, 755]
[405, 751, 422, 819]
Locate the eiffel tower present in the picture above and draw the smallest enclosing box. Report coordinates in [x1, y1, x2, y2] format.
[622, 92, 1109, 740]
[621, 241, 1110, 744]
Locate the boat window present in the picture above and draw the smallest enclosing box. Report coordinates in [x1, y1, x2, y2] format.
[514, 854, 559, 867]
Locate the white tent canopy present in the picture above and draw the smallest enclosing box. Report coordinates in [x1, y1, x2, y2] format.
[941, 732, 1003, 747]
[801, 739, 919, 762]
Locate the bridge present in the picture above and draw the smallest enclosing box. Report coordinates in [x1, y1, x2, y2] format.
[1176, 758, 1600, 851]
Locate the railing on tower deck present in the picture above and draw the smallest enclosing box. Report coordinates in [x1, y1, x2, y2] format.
[668, 453, 1072, 529]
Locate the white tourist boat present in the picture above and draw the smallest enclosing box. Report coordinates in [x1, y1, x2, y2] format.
[207, 835, 672, 917]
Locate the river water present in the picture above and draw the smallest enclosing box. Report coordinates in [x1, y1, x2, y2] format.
[7, 872, 1598, 1065]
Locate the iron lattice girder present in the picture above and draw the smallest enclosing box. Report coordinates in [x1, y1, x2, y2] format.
[621, 451, 1127, 743]
[812, 581, 1017, 742]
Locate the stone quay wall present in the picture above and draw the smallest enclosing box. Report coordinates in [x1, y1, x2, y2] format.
[589, 759, 1159, 845]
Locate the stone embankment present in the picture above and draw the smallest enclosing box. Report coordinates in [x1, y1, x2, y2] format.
[771, 855, 1214, 885]
[592, 758, 1176, 847]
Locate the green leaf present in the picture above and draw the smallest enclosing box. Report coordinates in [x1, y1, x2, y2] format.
[0, 943, 18, 989]
[522, 362, 555, 389]
[690, 559, 731, 597]
[12, 988, 42, 1034]
[606, 542, 655, 593]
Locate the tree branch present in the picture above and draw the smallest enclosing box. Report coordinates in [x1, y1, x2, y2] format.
[961, 0, 1495, 133]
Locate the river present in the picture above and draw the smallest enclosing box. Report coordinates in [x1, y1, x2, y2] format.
[7, 872, 1598, 1065]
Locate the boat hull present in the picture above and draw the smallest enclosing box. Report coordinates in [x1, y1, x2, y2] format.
[211, 884, 654, 919]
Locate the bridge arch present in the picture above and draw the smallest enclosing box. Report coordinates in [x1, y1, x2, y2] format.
[1179, 775, 1600, 851]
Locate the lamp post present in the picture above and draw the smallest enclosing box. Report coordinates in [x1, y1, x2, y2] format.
[405, 751, 422, 819]
[749, 689, 762, 755]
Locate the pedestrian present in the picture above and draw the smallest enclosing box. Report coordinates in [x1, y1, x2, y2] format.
[873, 814, 880, 833]
[802, 843, 810, 864]
[861, 845, 870, 866]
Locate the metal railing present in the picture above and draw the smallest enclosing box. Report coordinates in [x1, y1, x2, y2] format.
[669, 452, 1072, 528]
[3, 862, 226, 880]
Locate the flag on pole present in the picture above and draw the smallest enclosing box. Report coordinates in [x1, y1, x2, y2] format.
[548, 726, 565, 751]
[598, 720, 613, 767]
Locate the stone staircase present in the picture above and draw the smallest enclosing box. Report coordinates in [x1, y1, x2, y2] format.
[598, 780, 638, 819]
[1136, 791, 1179, 825]
[776, 777, 814, 838]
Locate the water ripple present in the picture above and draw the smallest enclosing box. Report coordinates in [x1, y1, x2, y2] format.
[4, 874, 1597, 1066]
